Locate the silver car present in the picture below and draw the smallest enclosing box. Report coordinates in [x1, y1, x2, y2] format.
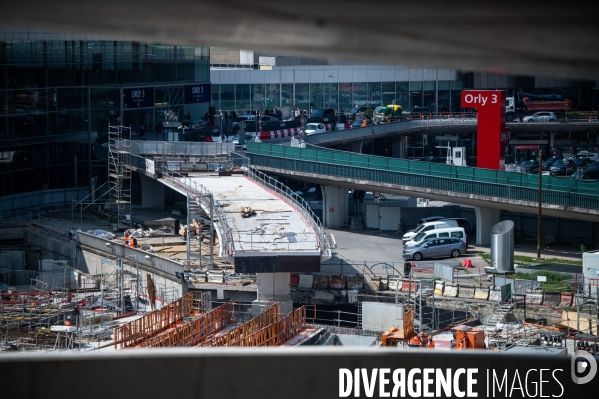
[403, 238, 467, 261]
[522, 112, 558, 122]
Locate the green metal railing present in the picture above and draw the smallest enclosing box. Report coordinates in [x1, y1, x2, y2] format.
[246, 142, 599, 211]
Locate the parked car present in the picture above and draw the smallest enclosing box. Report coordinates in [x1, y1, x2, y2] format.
[347, 105, 369, 120]
[304, 123, 327, 135]
[403, 237, 467, 261]
[542, 157, 559, 171]
[350, 119, 373, 128]
[440, 218, 475, 234]
[578, 166, 599, 179]
[522, 112, 558, 122]
[572, 157, 593, 170]
[404, 106, 431, 117]
[417, 216, 446, 226]
[520, 160, 540, 173]
[402, 220, 459, 242]
[575, 151, 599, 161]
[309, 108, 335, 120]
[549, 159, 577, 176]
[404, 227, 467, 247]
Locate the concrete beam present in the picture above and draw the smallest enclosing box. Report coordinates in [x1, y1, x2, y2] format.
[475, 207, 501, 246]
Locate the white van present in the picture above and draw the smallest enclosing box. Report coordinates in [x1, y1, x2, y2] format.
[402, 220, 458, 242]
[404, 227, 466, 247]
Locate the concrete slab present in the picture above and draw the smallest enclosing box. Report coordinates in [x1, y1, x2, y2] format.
[174, 174, 321, 256]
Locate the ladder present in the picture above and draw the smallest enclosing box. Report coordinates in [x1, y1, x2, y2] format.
[488, 292, 514, 325]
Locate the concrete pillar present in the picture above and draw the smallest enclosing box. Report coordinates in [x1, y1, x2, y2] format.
[140, 173, 165, 209]
[253, 272, 293, 315]
[351, 141, 363, 154]
[475, 207, 501, 246]
[321, 185, 348, 228]
[392, 137, 405, 158]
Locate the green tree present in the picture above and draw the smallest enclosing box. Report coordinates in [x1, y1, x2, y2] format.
[363, 106, 373, 120]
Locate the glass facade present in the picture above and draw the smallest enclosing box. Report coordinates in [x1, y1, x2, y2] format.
[0, 31, 209, 196]
[210, 79, 466, 114]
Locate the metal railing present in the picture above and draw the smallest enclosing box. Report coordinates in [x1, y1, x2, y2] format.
[0, 187, 90, 214]
[232, 152, 330, 257]
[161, 168, 234, 257]
[306, 115, 478, 145]
[246, 143, 599, 212]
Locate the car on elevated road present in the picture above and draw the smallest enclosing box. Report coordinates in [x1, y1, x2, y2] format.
[522, 112, 559, 122]
[305, 123, 326, 135]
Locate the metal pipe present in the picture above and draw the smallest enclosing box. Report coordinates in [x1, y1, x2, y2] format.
[537, 149, 543, 259]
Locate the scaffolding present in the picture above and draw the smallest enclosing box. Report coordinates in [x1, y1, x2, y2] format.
[107, 124, 132, 231]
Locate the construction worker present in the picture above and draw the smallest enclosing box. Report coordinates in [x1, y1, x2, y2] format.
[64, 316, 72, 326]
[426, 335, 435, 348]
[362, 118, 367, 127]
[129, 237, 137, 248]
[124, 231, 130, 246]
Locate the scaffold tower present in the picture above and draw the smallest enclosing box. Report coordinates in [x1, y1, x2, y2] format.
[108, 124, 132, 230]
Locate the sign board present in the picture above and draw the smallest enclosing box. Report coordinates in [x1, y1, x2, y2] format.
[184, 83, 211, 104]
[145, 159, 155, 174]
[461, 90, 506, 170]
[537, 275, 547, 282]
[123, 87, 154, 109]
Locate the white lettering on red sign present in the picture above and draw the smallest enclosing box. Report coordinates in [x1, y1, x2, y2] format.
[463, 93, 498, 107]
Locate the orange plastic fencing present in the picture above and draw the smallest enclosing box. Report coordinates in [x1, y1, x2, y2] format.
[114, 292, 209, 349]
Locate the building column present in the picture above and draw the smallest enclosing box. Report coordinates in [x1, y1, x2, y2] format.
[392, 136, 406, 158]
[351, 141, 363, 153]
[252, 272, 293, 315]
[475, 207, 501, 246]
[321, 185, 348, 228]
[140, 173, 165, 209]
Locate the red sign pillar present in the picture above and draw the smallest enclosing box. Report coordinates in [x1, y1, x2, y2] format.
[461, 90, 507, 170]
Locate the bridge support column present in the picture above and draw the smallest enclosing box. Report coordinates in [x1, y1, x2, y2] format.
[253, 272, 293, 315]
[351, 141, 363, 153]
[392, 137, 406, 158]
[475, 207, 500, 246]
[140, 173, 165, 209]
[321, 186, 348, 228]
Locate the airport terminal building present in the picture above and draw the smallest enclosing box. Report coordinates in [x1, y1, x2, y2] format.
[0, 27, 210, 197]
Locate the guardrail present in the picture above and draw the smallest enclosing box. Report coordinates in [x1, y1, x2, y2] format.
[305, 116, 478, 145]
[161, 168, 234, 257]
[231, 152, 330, 257]
[0, 187, 90, 214]
[76, 231, 184, 280]
[246, 142, 599, 211]
[117, 140, 234, 157]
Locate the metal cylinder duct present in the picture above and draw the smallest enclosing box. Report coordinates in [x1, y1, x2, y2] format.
[491, 220, 514, 273]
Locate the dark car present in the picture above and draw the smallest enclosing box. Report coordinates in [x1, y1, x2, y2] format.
[347, 106, 368, 120]
[579, 167, 599, 179]
[542, 157, 559, 171]
[549, 159, 576, 176]
[520, 160, 540, 173]
[309, 108, 335, 120]
[572, 157, 593, 170]
[441, 218, 475, 234]
[350, 118, 373, 128]
[406, 106, 432, 117]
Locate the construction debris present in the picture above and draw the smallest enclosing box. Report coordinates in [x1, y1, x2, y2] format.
[240, 206, 255, 218]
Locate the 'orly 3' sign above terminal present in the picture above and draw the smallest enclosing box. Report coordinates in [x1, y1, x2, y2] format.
[184, 83, 210, 103]
[123, 83, 211, 109]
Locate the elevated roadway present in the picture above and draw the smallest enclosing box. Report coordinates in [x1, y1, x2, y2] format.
[264, 117, 599, 148]
[243, 142, 599, 244]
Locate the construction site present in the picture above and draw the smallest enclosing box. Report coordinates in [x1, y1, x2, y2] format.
[0, 130, 598, 357]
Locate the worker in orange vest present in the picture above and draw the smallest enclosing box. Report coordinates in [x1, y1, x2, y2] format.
[426, 335, 435, 348]
[362, 118, 367, 127]
[64, 316, 72, 326]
